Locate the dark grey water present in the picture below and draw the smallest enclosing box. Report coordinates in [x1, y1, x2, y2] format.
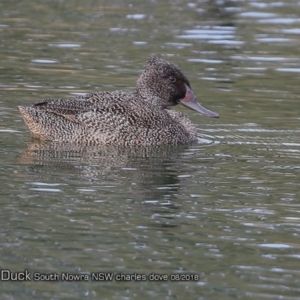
[1, 0, 300, 299]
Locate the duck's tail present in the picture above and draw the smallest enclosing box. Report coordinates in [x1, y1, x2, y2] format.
[18, 106, 50, 140]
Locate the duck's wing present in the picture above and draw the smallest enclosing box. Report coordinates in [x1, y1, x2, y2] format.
[32, 91, 172, 128]
[32, 91, 133, 123]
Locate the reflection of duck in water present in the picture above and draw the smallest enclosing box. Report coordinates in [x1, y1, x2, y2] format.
[18, 56, 219, 146]
[19, 141, 191, 199]
[19, 141, 194, 222]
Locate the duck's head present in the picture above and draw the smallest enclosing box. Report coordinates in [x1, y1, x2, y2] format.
[136, 56, 219, 118]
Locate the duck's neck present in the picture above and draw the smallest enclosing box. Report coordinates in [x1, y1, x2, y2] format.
[135, 89, 167, 109]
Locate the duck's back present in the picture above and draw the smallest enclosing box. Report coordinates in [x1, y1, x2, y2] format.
[18, 91, 197, 146]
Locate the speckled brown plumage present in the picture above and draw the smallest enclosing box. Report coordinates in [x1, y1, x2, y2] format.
[18, 56, 219, 146]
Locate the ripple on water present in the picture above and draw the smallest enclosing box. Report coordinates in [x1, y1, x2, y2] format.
[239, 12, 278, 18]
[0, 129, 20, 133]
[133, 41, 147, 45]
[31, 59, 58, 64]
[257, 37, 294, 43]
[282, 28, 300, 34]
[276, 68, 300, 73]
[29, 188, 63, 192]
[250, 2, 285, 8]
[27, 182, 65, 192]
[49, 43, 81, 48]
[231, 55, 293, 62]
[126, 14, 146, 20]
[165, 42, 192, 48]
[187, 58, 223, 64]
[258, 18, 300, 24]
[259, 244, 292, 249]
[176, 26, 238, 46]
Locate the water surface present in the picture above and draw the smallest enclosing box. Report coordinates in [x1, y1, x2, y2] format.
[1, 0, 300, 299]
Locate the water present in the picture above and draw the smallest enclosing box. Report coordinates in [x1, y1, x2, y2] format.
[1, 0, 300, 299]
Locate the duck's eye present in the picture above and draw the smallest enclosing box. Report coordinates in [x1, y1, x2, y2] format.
[168, 76, 176, 83]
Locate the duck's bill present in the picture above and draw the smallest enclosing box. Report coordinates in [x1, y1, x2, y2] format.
[179, 85, 219, 118]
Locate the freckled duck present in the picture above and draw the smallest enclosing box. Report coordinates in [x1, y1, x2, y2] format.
[18, 56, 219, 146]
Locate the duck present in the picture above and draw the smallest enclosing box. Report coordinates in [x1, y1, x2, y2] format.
[18, 56, 219, 146]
